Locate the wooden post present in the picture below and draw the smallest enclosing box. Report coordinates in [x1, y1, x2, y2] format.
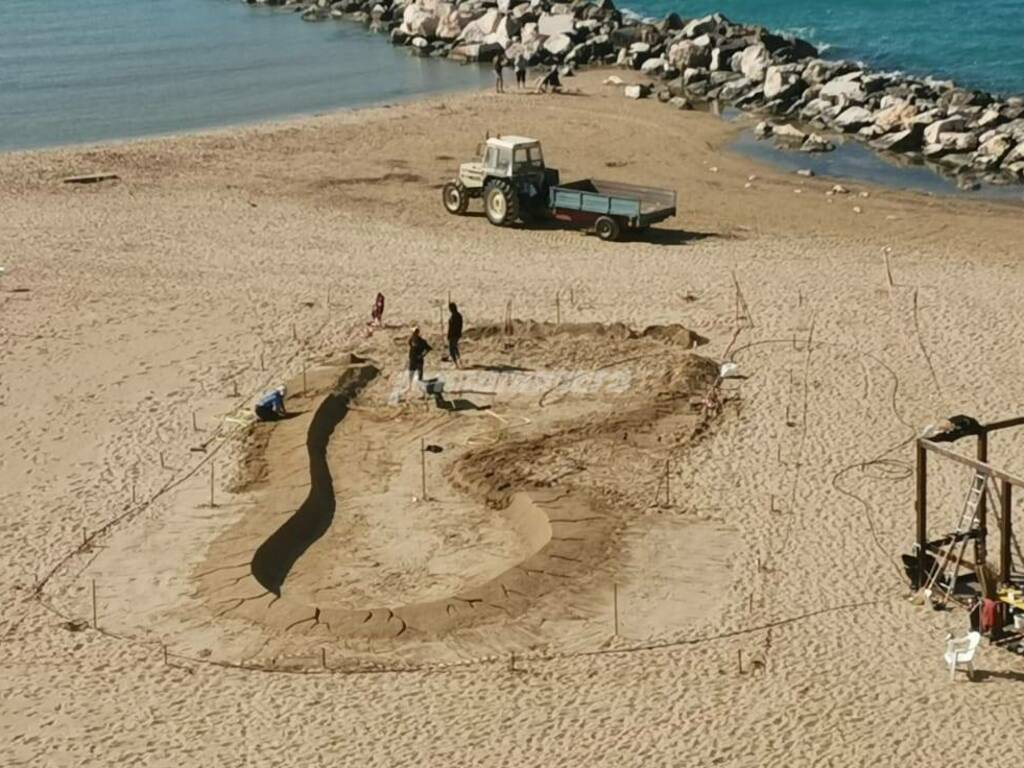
[915, 440, 928, 589]
[131, 483, 136, 504]
[1000, 479, 1012, 585]
[163, 644, 168, 665]
[613, 582, 619, 637]
[439, 304, 444, 340]
[192, 411, 198, 432]
[321, 648, 327, 668]
[664, 460, 671, 506]
[508, 652, 516, 673]
[209, 464, 216, 508]
[977, 433, 989, 555]
[556, 292, 560, 325]
[91, 579, 97, 629]
[159, 451, 165, 469]
[82, 528, 87, 549]
[232, 378, 239, 398]
[737, 648, 742, 674]
[292, 322, 298, 342]
[259, 350, 265, 371]
[420, 438, 426, 501]
[302, 362, 307, 395]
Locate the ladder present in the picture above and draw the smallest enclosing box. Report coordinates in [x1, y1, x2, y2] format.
[922, 470, 988, 604]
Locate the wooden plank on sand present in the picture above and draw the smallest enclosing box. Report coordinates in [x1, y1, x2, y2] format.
[62, 173, 119, 184]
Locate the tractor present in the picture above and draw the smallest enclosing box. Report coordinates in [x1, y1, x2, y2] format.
[441, 135, 559, 226]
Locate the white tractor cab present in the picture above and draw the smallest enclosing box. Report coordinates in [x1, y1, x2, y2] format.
[442, 135, 560, 226]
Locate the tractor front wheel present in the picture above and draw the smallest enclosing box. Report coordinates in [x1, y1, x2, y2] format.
[484, 180, 519, 226]
[595, 216, 622, 241]
[442, 182, 469, 215]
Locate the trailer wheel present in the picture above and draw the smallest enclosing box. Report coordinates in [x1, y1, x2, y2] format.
[484, 180, 519, 226]
[595, 216, 621, 241]
[442, 182, 468, 215]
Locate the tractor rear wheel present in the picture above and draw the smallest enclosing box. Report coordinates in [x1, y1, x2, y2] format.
[442, 182, 468, 215]
[595, 216, 622, 241]
[484, 179, 519, 226]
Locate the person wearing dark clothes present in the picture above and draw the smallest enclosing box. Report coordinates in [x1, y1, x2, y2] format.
[370, 292, 385, 326]
[493, 56, 505, 94]
[514, 54, 527, 89]
[447, 302, 463, 368]
[407, 326, 432, 393]
[537, 65, 561, 93]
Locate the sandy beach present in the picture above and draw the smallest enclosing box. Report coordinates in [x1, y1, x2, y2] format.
[3, 69, 1024, 766]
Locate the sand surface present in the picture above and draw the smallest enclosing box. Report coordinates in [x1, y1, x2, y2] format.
[3, 68, 1024, 766]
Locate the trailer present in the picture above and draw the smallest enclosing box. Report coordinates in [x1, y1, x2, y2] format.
[548, 179, 677, 241]
[442, 136, 677, 241]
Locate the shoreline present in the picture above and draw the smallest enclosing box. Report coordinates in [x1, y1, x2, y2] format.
[3, 71, 1021, 210]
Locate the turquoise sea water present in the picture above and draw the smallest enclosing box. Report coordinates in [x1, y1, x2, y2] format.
[0, 0, 489, 152]
[2, 0, 1024, 196]
[632, 0, 1024, 97]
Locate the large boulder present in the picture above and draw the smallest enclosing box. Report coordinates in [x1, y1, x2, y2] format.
[401, 3, 439, 37]
[543, 33, 573, 57]
[436, 8, 464, 39]
[834, 106, 875, 131]
[738, 43, 772, 82]
[668, 39, 711, 70]
[681, 13, 721, 39]
[819, 78, 866, 104]
[458, 8, 500, 43]
[923, 116, 966, 145]
[871, 127, 923, 153]
[538, 13, 574, 36]
[640, 56, 669, 75]
[763, 65, 805, 101]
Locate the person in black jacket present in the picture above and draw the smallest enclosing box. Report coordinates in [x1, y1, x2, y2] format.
[407, 326, 432, 393]
[447, 302, 463, 368]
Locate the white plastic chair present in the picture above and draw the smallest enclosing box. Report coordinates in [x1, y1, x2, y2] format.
[943, 631, 981, 681]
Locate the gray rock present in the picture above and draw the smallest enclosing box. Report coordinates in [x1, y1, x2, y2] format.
[772, 123, 807, 143]
[543, 33, 573, 57]
[835, 106, 874, 131]
[624, 84, 651, 100]
[538, 13, 574, 36]
[668, 96, 692, 110]
[754, 121, 773, 138]
[668, 40, 711, 70]
[718, 77, 753, 102]
[820, 79, 866, 103]
[801, 133, 835, 152]
[738, 44, 772, 83]
[640, 57, 669, 75]
[681, 14, 721, 39]
[763, 65, 805, 101]
[922, 116, 966, 145]
[871, 127, 922, 153]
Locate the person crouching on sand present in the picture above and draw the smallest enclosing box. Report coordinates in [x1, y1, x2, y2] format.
[255, 386, 286, 421]
[447, 302, 463, 368]
[370, 292, 385, 327]
[407, 326, 432, 393]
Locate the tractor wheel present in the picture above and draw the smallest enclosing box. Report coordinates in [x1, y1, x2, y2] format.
[595, 216, 622, 241]
[442, 182, 468, 215]
[484, 179, 519, 226]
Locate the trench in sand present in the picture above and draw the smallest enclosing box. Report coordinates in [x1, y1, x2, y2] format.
[76, 322, 740, 665]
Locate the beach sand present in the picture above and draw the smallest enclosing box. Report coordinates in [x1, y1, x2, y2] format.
[3, 69, 1024, 766]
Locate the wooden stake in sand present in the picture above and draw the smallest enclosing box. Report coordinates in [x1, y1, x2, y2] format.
[555, 292, 561, 325]
[159, 451, 165, 470]
[613, 582, 620, 637]
[91, 579, 97, 629]
[163, 644, 169, 666]
[259, 349, 265, 371]
[302, 361, 307, 396]
[192, 411, 198, 432]
[420, 437, 427, 501]
[232, 378, 239, 398]
[321, 648, 327, 669]
[737, 649, 743, 674]
[131, 483, 137, 504]
[292, 322, 298, 342]
[209, 464, 216, 508]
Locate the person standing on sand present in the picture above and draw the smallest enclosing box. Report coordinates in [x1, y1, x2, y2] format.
[447, 302, 463, 368]
[494, 55, 505, 94]
[407, 326, 432, 393]
[514, 54, 527, 89]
